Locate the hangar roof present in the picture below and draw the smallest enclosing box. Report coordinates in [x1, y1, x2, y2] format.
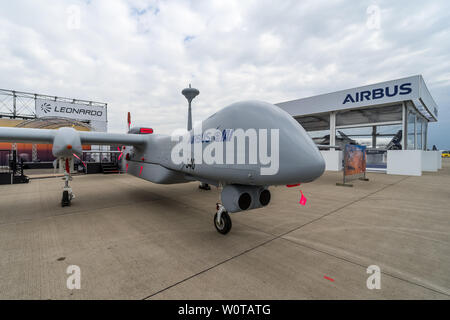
[276, 75, 438, 122]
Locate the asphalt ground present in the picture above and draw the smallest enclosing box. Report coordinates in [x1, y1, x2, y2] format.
[0, 160, 449, 299]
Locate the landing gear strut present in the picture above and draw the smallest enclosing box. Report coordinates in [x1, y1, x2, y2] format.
[61, 158, 74, 207]
[214, 203, 232, 234]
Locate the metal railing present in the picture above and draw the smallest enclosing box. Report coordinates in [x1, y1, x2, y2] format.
[81, 150, 122, 164]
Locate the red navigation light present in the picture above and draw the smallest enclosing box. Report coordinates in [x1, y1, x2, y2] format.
[286, 183, 301, 188]
[139, 128, 153, 134]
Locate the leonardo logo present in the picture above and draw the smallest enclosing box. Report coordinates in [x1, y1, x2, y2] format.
[41, 103, 52, 114]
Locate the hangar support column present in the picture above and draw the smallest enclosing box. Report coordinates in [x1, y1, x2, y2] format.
[372, 126, 377, 148]
[329, 112, 336, 149]
[401, 102, 407, 149]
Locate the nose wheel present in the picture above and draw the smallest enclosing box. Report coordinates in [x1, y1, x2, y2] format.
[61, 190, 73, 207]
[61, 162, 74, 207]
[214, 203, 232, 234]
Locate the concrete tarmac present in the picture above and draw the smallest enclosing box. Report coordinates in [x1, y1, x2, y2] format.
[0, 160, 449, 299]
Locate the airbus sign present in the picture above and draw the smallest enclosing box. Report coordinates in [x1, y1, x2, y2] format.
[277, 75, 437, 122]
[343, 83, 412, 104]
[35, 98, 107, 122]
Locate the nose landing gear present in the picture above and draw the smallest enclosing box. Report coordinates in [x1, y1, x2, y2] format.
[61, 172, 74, 207]
[214, 203, 232, 234]
[61, 158, 74, 207]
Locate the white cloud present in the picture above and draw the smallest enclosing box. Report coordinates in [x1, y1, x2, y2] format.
[0, 0, 449, 147]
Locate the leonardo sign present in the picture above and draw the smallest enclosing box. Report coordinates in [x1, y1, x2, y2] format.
[35, 98, 107, 122]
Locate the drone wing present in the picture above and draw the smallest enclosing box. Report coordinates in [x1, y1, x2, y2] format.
[0, 127, 56, 144]
[78, 131, 147, 146]
[0, 127, 146, 158]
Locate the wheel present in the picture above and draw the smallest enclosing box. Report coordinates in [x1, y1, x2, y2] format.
[199, 183, 211, 190]
[61, 190, 71, 207]
[214, 210, 232, 234]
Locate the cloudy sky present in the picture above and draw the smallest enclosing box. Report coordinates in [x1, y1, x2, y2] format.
[0, 0, 449, 147]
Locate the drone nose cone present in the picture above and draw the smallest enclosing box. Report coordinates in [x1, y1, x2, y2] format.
[52, 127, 82, 158]
[283, 122, 325, 183]
[304, 143, 325, 181]
[298, 128, 326, 182]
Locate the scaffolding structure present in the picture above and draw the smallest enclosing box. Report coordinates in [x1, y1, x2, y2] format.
[0, 88, 107, 120]
[0, 88, 109, 163]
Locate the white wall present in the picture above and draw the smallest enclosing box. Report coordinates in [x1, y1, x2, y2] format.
[320, 150, 343, 171]
[422, 151, 439, 172]
[437, 152, 442, 169]
[387, 150, 422, 176]
[321, 150, 440, 176]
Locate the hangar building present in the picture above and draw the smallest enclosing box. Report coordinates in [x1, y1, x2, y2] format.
[277, 75, 441, 176]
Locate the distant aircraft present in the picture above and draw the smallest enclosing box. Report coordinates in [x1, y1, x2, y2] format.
[314, 130, 402, 150]
[0, 101, 325, 234]
[313, 130, 357, 150]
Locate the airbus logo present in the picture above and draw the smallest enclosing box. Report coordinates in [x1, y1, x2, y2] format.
[40, 103, 52, 114]
[343, 82, 412, 104]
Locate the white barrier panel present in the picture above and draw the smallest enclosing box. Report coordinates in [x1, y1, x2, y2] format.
[422, 151, 438, 172]
[387, 150, 422, 176]
[320, 150, 343, 171]
[437, 152, 442, 169]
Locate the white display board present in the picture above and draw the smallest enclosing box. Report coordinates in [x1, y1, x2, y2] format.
[35, 98, 107, 131]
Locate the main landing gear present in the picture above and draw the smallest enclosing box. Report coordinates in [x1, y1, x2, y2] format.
[199, 182, 211, 190]
[214, 203, 232, 234]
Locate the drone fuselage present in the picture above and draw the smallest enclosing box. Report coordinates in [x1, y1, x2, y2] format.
[125, 101, 325, 187]
[0, 100, 326, 233]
